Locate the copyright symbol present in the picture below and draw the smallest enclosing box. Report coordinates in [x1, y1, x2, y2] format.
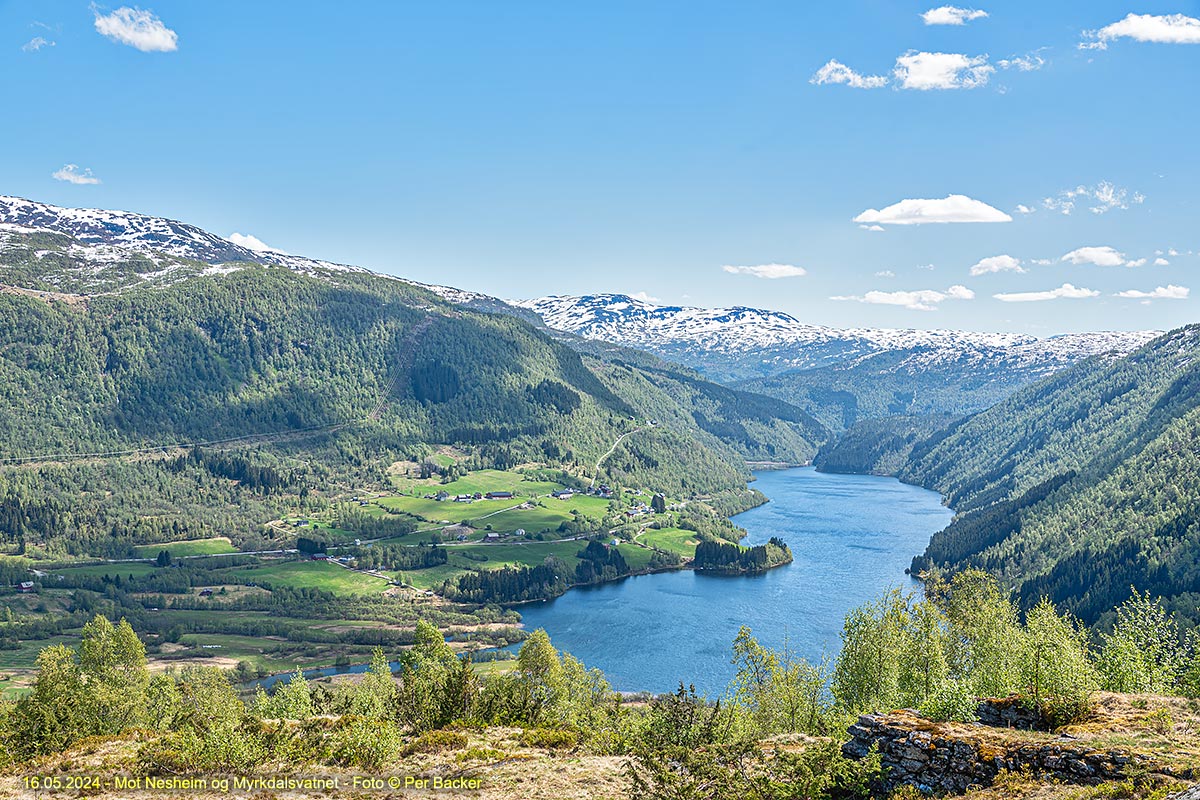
[388, 777, 402, 789]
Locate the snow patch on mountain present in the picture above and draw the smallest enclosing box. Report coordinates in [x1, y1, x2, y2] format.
[0, 195, 364, 278]
[515, 294, 1159, 377]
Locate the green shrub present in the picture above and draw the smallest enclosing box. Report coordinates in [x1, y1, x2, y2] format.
[626, 739, 881, 800]
[1039, 692, 1093, 728]
[918, 681, 976, 723]
[139, 726, 267, 774]
[520, 727, 579, 749]
[331, 717, 402, 770]
[1144, 707, 1174, 735]
[403, 729, 469, 755]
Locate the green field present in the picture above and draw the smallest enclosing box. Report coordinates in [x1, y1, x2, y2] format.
[399, 563, 469, 590]
[167, 633, 387, 674]
[375, 495, 518, 525]
[133, 537, 237, 558]
[212, 560, 391, 596]
[375, 492, 610, 538]
[479, 495, 610, 534]
[436, 469, 564, 496]
[52, 562, 159, 579]
[617, 543, 655, 571]
[396, 539, 590, 590]
[0, 635, 78, 672]
[640, 527, 700, 557]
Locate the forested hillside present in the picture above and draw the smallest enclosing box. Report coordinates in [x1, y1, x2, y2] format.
[737, 350, 1068, 431]
[902, 326, 1200, 626]
[0, 225, 829, 560]
[813, 414, 958, 475]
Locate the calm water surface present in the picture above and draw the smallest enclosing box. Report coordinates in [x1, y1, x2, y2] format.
[514, 467, 953, 695]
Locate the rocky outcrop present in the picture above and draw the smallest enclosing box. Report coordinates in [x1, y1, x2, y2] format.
[842, 711, 1153, 794]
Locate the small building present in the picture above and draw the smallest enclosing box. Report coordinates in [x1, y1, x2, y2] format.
[435, 491, 450, 501]
[310, 553, 329, 561]
[551, 489, 574, 500]
[485, 491, 514, 500]
[199, 588, 214, 597]
[485, 532, 501, 540]
[515, 528, 526, 537]
[17, 581, 35, 593]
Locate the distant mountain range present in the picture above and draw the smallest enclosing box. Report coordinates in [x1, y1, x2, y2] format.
[515, 294, 1159, 428]
[515, 294, 1157, 381]
[0, 195, 1159, 431]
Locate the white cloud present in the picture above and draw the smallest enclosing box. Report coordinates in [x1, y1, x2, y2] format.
[22, 36, 54, 52]
[630, 291, 661, 303]
[1125, 258, 1147, 268]
[994, 283, 1100, 302]
[1015, 204, 1035, 214]
[1168, 248, 1181, 256]
[228, 232, 287, 254]
[94, 6, 178, 52]
[969, 254, 1025, 276]
[1043, 181, 1144, 215]
[874, 270, 896, 278]
[893, 51, 994, 90]
[998, 53, 1046, 71]
[1031, 258, 1053, 266]
[1115, 285, 1189, 300]
[52, 164, 101, 185]
[1155, 258, 1170, 266]
[722, 263, 808, 279]
[1060, 246, 1140, 267]
[918, 264, 937, 271]
[854, 194, 1012, 225]
[921, 6, 988, 25]
[1082, 13, 1200, 50]
[831, 284, 974, 311]
[810, 59, 889, 89]
[859, 224, 886, 232]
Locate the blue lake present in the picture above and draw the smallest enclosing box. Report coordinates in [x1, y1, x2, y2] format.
[513, 467, 953, 696]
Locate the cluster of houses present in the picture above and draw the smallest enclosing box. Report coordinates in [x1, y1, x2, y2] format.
[427, 490, 517, 503]
[625, 501, 653, 519]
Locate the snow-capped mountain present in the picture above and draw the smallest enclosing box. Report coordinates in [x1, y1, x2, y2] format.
[515, 294, 1160, 382]
[0, 194, 369, 280]
[0, 195, 509, 305]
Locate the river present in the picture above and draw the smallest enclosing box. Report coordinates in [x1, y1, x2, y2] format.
[513, 467, 953, 696]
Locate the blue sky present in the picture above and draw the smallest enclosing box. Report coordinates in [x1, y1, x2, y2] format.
[3, 1, 1198, 333]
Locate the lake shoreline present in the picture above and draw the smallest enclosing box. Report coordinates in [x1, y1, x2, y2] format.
[510, 467, 955, 694]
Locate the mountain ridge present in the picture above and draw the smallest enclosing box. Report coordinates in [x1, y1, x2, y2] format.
[515, 293, 1159, 378]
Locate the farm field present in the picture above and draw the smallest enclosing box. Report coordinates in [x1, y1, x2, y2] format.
[396, 537, 665, 590]
[390, 468, 565, 497]
[640, 526, 700, 558]
[158, 634, 389, 676]
[375, 495, 518, 525]
[133, 536, 237, 558]
[51, 562, 159, 579]
[209, 559, 391, 596]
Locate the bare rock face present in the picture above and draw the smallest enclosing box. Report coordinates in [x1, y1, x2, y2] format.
[842, 710, 1154, 795]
